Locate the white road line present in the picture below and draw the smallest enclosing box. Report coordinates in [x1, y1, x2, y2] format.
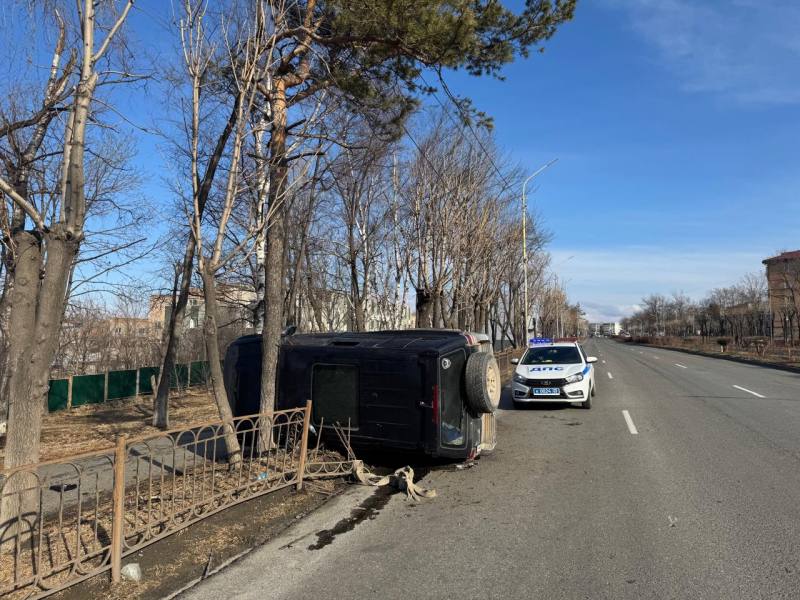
[602, 360, 606, 364]
[622, 410, 639, 435]
[675, 363, 687, 369]
[653, 355, 660, 359]
[733, 385, 765, 398]
[607, 372, 614, 380]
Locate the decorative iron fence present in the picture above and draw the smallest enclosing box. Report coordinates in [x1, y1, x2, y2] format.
[0, 403, 312, 599]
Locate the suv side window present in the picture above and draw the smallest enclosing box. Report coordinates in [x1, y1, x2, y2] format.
[311, 364, 359, 428]
[440, 349, 467, 448]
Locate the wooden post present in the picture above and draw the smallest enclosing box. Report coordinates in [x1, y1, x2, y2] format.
[110, 434, 127, 583]
[134, 369, 140, 398]
[67, 375, 73, 409]
[104, 371, 109, 403]
[295, 400, 312, 491]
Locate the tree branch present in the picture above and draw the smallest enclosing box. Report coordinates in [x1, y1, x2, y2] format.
[93, 0, 135, 64]
[0, 177, 46, 231]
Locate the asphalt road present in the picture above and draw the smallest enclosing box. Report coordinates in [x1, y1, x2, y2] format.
[179, 339, 800, 599]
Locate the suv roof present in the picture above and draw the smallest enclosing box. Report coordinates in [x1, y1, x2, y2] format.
[230, 330, 488, 353]
[279, 329, 475, 351]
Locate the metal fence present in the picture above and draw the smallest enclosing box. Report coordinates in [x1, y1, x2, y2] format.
[0, 403, 312, 599]
[46, 361, 211, 413]
[494, 348, 522, 378]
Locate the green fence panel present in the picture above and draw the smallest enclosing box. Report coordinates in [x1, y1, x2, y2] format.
[71, 374, 105, 406]
[48, 379, 69, 412]
[138, 366, 159, 395]
[107, 369, 137, 400]
[189, 361, 209, 386]
[170, 363, 189, 389]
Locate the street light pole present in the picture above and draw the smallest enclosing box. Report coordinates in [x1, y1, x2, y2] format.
[521, 160, 557, 344]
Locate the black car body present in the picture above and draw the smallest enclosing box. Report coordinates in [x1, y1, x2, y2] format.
[223, 329, 497, 460]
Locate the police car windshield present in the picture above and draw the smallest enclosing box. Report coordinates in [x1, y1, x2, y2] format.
[522, 346, 582, 365]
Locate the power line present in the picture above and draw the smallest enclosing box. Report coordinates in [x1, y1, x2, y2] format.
[419, 70, 530, 197]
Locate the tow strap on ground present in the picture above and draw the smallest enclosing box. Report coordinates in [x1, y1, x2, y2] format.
[352, 460, 437, 501]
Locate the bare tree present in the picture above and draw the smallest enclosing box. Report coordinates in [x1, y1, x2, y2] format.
[0, 0, 134, 535]
[152, 0, 244, 429]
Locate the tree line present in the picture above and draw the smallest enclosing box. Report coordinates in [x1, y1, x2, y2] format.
[0, 0, 577, 480]
[621, 272, 775, 345]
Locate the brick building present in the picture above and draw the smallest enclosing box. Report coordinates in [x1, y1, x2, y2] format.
[762, 250, 800, 343]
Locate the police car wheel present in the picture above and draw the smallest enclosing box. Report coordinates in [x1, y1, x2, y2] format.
[581, 391, 592, 409]
[591, 385, 596, 398]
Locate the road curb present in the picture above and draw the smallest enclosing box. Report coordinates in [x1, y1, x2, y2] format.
[625, 342, 800, 375]
[167, 484, 378, 599]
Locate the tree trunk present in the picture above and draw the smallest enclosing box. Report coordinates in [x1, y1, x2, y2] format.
[433, 292, 444, 329]
[153, 236, 197, 429]
[415, 287, 433, 328]
[351, 275, 366, 331]
[259, 80, 289, 415]
[200, 266, 242, 466]
[304, 252, 326, 331]
[2, 230, 77, 542]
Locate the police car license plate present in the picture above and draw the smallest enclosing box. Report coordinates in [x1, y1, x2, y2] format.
[532, 388, 560, 396]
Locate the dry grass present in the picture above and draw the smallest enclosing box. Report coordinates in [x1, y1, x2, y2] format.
[0, 389, 219, 464]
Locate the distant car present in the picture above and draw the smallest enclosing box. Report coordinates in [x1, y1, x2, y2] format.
[511, 339, 597, 409]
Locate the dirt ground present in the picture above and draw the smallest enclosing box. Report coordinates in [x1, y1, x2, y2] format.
[0, 389, 219, 464]
[49, 478, 346, 600]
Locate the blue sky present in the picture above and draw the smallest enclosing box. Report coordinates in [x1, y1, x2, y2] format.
[22, 1, 796, 319]
[444, 0, 800, 321]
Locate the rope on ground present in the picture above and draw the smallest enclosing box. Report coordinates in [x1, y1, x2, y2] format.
[352, 460, 437, 501]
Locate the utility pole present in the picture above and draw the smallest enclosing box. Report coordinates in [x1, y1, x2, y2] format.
[521, 160, 557, 344]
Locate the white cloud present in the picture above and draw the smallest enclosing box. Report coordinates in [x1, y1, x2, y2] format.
[579, 301, 642, 323]
[551, 246, 769, 321]
[605, 0, 800, 104]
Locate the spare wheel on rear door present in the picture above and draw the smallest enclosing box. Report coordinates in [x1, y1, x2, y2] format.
[464, 352, 501, 414]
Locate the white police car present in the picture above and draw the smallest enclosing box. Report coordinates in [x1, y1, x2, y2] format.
[511, 338, 598, 409]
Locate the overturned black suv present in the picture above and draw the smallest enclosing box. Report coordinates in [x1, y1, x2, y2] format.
[223, 329, 500, 460]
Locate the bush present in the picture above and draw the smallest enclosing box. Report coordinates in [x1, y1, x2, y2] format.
[716, 338, 731, 352]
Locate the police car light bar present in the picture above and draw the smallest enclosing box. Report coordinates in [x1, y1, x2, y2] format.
[529, 338, 553, 346]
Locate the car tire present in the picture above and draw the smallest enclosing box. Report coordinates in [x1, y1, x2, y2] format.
[465, 352, 501, 414]
[591, 384, 596, 398]
[582, 388, 592, 409]
[513, 400, 524, 410]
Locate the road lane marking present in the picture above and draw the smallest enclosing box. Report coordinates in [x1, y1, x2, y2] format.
[733, 385, 765, 398]
[607, 372, 614, 380]
[653, 355, 660, 359]
[602, 360, 606, 364]
[675, 363, 687, 369]
[622, 410, 638, 435]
